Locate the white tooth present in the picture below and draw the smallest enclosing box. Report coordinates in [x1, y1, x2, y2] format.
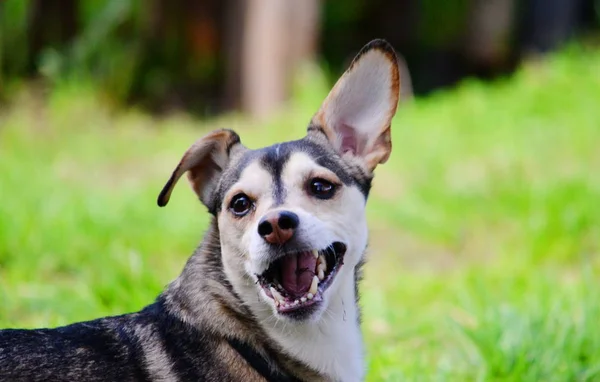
[318, 269, 325, 280]
[270, 287, 284, 302]
[301, 297, 307, 303]
[312, 249, 319, 259]
[294, 300, 299, 306]
[318, 255, 327, 271]
[309, 275, 319, 295]
[307, 293, 314, 300]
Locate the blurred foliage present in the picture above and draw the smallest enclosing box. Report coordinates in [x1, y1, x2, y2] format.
[0, 0, 223, 113]
[39, 0, 141, 101]
[1, 0, 599, 114]
[417, 0, 471, 48]
[0, 0, 29, 82]
[322, 0, 599, 96]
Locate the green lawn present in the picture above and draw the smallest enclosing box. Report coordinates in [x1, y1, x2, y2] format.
[1, 47, 600, 381]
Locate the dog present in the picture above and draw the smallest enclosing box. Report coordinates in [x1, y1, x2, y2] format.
[0, 39, 401, 382]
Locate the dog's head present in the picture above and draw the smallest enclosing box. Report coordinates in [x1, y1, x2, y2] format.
[158, 40, 400, 323]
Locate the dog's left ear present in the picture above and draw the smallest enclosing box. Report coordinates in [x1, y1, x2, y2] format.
[157, 129, 243, 208]
[309, 39, 400, 172]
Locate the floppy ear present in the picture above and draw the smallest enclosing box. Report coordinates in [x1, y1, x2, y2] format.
[157, 129, 243, 208]
[309, 39, 401, 171]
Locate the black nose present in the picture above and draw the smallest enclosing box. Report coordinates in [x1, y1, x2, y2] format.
[277, 211, 299, 230]
[257, 211, 299, 244]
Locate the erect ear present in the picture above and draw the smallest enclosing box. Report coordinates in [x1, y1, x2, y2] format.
[309, 39, 401, 172]
[157, 129, 243, 208]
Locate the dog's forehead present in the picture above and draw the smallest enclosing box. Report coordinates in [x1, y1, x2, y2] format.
[255, 139, 352, 183]
[230, 138, 354, 186]
[214, 137, 372, 210]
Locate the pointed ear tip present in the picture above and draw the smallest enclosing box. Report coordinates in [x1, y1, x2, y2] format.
[364, 39, 394, 51]
[357, 39, 401, 89]
[362, 39, 398, 60]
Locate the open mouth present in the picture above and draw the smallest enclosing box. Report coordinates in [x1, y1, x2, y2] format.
[257, 242, 347, 314]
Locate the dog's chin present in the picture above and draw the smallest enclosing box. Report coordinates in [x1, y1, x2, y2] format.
[255, 242, 347, 321]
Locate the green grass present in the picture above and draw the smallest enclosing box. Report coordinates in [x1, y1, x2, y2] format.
[1, 46, 600, 381]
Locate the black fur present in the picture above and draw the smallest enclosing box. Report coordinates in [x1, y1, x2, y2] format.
[261, 144, 290, 205]
[226, 339, 302, 382]
[0, 300, 201, 382]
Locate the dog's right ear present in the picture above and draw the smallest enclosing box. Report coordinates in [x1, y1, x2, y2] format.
[157, 129, 243, 208]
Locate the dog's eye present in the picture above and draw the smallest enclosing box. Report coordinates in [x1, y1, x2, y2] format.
[229, 194, 252, 216]
[308, 178, 336, 199]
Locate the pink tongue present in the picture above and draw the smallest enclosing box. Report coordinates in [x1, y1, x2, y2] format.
[280, 252, 317, 297]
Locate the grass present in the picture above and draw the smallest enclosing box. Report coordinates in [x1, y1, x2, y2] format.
[1, 46, 600, 381]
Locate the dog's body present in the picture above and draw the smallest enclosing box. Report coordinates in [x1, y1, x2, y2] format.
[0, 40, 401, 382]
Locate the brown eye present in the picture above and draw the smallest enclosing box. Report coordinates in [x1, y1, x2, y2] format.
[309, 178, 336, 199]
[229, 194, 252, 216]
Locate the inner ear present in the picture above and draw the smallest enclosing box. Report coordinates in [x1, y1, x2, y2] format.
[157, 129, 244, 208]
[310, 39, 401, 171]
[338, 123, 363, 155]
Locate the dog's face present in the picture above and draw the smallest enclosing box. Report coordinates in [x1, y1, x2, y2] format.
[158, 40, 400, 323]
[214, 139, 371, 322]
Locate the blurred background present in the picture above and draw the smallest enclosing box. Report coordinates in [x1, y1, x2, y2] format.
[1, 0, 599, 116]
[1, 1, 600, 381]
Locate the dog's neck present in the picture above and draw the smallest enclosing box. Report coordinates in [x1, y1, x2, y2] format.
[163, 221, 365, 382]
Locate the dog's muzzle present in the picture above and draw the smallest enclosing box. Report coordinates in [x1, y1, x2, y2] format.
[256, 242, 346, 318]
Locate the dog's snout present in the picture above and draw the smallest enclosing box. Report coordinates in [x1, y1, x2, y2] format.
[258, 211, 299, 245]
